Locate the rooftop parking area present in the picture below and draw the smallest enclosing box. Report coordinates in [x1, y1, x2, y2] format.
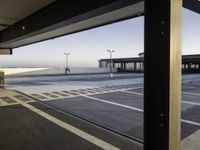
[0, 73, 199, 150]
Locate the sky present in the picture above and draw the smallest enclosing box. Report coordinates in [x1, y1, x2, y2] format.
[0, 8, 200, 68]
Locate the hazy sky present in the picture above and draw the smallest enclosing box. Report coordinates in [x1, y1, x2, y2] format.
[0, 8, 199, 68]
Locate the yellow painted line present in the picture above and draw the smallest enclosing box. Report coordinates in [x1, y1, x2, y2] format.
[14, 97, 120, 150]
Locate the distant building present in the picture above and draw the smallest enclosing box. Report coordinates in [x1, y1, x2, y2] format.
[99, 53, 200, 73]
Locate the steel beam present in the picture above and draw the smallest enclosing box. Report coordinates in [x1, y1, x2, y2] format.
[0, 0, 143, 48]
[183, 0, 200, 14]
[144, 0, 182, 150]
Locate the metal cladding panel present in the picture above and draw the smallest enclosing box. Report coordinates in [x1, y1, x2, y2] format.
[0, 48, 12, 55]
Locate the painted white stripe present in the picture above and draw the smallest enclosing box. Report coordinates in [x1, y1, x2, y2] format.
[16, 100, 120, 150]
[27, 86, 200, 128]
[82, 93, 200, 128]
[120, 90, 143, 96]
[181, 119, 200, 127]
[182, 79, 200, 83]
[182, 101, 200, 106]
[122, 90, 200, 106]
[82, 95, 144, 112]
[182, 91, 200, 96]
[30, 87, 143, 101]
[86, 87, 143, 96]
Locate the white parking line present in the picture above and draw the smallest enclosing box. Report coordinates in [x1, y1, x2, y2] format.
[120, 90, 143, 96]
[182, 79, 200, 83]
[182, 101, 200, 106]
[121, 90, 200, 106]
[15, 99, 120, 150]
[182, 91, 200, 96]
[181, 119, 200, 127]
[82, 92, 200, 128]
[29, 87, 143, 101]
[83, 95, 143, 112]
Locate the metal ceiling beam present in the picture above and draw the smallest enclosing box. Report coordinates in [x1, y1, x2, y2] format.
[0, 0, 142, 48]
[183, 0, 200, 14]
[0, 0, 198, 48]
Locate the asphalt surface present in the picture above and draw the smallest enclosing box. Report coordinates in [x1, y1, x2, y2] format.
[1, 73, 200, 150]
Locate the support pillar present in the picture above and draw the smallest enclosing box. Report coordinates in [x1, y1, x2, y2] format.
[144, 0, 182, 150]
[134, 62, 136, 71]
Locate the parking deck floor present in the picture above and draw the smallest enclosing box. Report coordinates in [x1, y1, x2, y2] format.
[1, 73, 200, 150]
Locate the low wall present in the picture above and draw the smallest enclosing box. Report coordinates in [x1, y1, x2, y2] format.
[0, 67, 117, 76]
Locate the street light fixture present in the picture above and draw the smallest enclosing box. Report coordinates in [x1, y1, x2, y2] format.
[64, 52, 70, 74]
[106, 50, 115, 78]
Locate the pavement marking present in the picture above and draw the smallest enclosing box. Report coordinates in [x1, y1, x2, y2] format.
[181, 119, 200, 127]
[82, 95, 143, 112]
[29, 87, 143, 102]
[182, 101, 200, 106]
[52, 92, 69, 97]
[0, 90, 34, 107]
[31, 94, 49, 100]
[122, 90, 200, 106]
[14, 95, 32, 102]
[14, 99, 120, 150]
[182, 91, 200, 96]
[0, 97, 16, 104]
[42, 92, 59, 98]
[182, 79, 200, 83]
[81, 93, 200, 128]
[120, 90, 143, 96]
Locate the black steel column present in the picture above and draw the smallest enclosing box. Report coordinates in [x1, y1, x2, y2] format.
[144, 0, 182, 150]
[134, 62, 136, 71]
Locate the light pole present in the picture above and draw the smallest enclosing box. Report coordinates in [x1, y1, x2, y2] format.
[64, 52, 70, 74]
[106, 50, 115, 78]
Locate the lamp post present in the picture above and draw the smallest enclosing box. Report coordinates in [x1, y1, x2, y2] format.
[106, 50, 115, 78]
[64, 52, 70, 74]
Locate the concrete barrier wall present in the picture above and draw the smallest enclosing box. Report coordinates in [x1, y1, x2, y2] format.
[0, 67, 117, 76]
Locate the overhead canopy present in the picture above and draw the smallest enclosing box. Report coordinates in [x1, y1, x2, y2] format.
[0, 0, 199, 49]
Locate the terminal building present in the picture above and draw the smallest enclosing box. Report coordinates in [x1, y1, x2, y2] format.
[99, 53, 200, 73]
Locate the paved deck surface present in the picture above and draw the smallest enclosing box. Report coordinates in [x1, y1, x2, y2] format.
[0, 73, 200, 150]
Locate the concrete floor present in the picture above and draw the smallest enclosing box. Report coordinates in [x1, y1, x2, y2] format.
[0, 73, 200, 150]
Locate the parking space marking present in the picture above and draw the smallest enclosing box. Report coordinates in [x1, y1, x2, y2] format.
[182, 91, 200, 96]
[122, 90, 200, 106]
[82, 95, 143, 112]
[16, 100, 120, 150]
[0, 92, 34, 107]
[42, 93, 60, 98]
[31, 94, 49, 100]
[182, 101, 200, 106]
[81, 92, 200, 128]
[29, 86, 143, 102]
[14, 95, 32, 102]
[52, 92, 69, 97]
[120, 90, 143, 95]
[182, 79, 200, 83]
[181, 119, 200, 127]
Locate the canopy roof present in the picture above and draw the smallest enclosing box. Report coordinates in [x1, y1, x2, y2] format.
[0, 0, 199, 48]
